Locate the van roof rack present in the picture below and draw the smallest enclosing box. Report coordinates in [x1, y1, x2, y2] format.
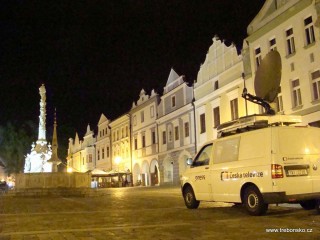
[217, 114, 301, 138]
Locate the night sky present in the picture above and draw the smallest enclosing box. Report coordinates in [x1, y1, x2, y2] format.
[0, 0, 264, 152]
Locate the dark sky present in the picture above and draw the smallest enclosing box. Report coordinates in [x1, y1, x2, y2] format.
[0, 0, 264, 149]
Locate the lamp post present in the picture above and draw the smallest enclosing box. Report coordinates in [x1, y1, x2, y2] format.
[114, 156, 121, 187]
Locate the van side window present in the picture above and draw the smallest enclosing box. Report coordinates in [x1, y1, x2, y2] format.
[192, 144, 212, 167]
[214, 137, 240, 163]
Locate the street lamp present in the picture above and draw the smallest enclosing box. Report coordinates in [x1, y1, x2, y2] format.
[114, 156, 121, 187]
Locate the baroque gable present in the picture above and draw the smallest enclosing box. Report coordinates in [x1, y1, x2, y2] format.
[196, 35, 241, 85]
[132, 89, 158, 110]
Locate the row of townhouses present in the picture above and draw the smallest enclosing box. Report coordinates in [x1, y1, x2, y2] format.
[67, 0, 320, 186]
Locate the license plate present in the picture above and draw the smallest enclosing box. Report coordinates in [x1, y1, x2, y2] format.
[287, 169, 308, 176]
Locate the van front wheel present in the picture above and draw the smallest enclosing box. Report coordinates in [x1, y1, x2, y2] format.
[183, 186, 200, 209]
[243, 186, 268, 216]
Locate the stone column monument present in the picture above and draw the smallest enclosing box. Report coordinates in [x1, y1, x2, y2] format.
[24, 84, 53, 173]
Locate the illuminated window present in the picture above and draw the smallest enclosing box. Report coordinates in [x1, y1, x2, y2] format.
[200, 113, 206, 134]
[304, 16, 315, 46]
[292, 79, 302, 107]
[311, 70, 320, 101]
[230, 99, 238, 120]
[286, 28, 295, 55]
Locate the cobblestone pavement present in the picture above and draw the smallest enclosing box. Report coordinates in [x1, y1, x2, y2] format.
[0, 186, 319, 240]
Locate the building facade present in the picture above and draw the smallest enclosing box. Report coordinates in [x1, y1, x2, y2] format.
[130, 89, 160, 186]
[157, 69, 196, 185]
[67, 124, 96, 172]
[95, 114, 112, 171]
[243, 0, 320, 126]
[194, 36, 245, 150]
[109, 114, 131, 173]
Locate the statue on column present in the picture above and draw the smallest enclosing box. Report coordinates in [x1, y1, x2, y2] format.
[24, 84, 53, 173]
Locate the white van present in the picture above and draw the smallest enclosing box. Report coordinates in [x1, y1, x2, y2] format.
[181, 115, 320, 215]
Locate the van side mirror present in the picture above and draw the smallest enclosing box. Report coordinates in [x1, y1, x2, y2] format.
[186, 158, 193, 165]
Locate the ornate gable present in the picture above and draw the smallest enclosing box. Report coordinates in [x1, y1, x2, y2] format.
[196, 35, 241, 85]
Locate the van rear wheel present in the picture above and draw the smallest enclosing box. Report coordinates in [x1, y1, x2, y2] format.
[315, 199, 320, 214]
[183, 186, 200, 209]
[243, 186, 268, 216]
[300, 200, 316, 210]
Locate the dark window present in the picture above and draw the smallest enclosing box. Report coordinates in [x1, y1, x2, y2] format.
[162, 131, 167, 144]
[213, 107, 220, 128]
[200, 114, 206, 134]
[142, 135, 146, 148]
[134, 138, 138, 150]
[230, 99, 238, 120]
[184, 122, 189, 138]
[152, 131, 156, 144]
[174, 126, 179, 141]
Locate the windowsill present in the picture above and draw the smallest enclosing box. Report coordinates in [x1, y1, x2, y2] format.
[286, 52, 296, 59]
[311, 99, 320, 105]
[304, 41, 316, 49]
[291, 105, 303, 111]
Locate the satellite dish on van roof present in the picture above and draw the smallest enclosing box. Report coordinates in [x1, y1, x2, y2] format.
[254, 50, 282, 103]
[242, 50, 282, 115]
